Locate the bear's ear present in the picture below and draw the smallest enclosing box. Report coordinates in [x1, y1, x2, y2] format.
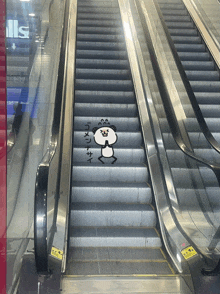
[92, 127, 99, 134]
[109, 125, 117, 132]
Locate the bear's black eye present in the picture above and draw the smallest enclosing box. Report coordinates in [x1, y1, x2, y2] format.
[100, 130, 102, 133]
[107, 129, 109, 132]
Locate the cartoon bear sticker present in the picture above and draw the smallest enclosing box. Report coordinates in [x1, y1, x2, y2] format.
[92, 125, 118, 164]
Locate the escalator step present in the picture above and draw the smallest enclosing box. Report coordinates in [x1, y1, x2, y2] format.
[76, 58, 129, 69]
[77, 19, 121, 27]
[76, 41, 126, 51]
[75, 90, 135, 103]
[77, 26, 123, 35]
[73, 131, 143, 147]
[69, 227, 161, 248]
[74, 103, 137, 116]
[72, 164, 149, 183]
[70, 203, 156, 227]
[73, 116, 139, 131]
[72, 148, 145, 164]
[75, 68, 131, 80]
[75, 79, 133, 91]
[76, 49, 127, 59]
[71, 182, 152, 204]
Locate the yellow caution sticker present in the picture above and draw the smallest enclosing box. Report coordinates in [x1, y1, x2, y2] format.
[181, 246, 197, 260]
[51, 246, 63, 260]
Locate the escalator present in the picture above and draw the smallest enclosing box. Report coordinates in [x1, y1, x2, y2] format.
[30, 0, 220, 293]
[64, 0, 173, 283]
[154, 0, 220, 253]
[60, 0, 191, 292]
[157, 0, 220, 154]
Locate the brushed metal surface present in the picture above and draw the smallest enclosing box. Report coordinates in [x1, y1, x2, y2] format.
[61, 276, 192, 293]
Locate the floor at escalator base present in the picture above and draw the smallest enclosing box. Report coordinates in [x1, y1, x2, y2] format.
[61, 276, 193, 293]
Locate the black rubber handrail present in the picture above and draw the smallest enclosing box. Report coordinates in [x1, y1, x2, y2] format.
[34, 0, 70, 273]
[135, 0, 220, 276]
[154, 0, 220, 155]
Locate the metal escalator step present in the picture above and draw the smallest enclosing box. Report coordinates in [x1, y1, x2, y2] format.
[185, 71, 219, 81]
[77, 41, 125, 51]
[70, 203, 156, 227]
[185, 118, 220, 132]
[165, 21, 194, 29]
[75, 68, 131, 80]
[69, 227, 161, 247]
[72, 164, 148, 183]
[76, 58, 129, 69]
[73, 131, 143, 147]
[67, 247, 165, 262]
[195, 92, 220, 104]
[171, 36, 201, 43]
[159, 9, 188, 16]
[77, 7, 120, 14]
[178, 52, 210, 61]
[163, 15, 191, 22]
[73, 117, 139, 131]
[168, 28, 198, 36]
[77, 13, 121, 20]
[75, 90, 135, 103]
[77, 19, 121, 27]
[190, 81, 220, 92]
[176, 188, 220, 223]
[77, 33, 124, 42]
[160, 117, 220, 133]
[65, 259, 171, 275]
[75, 79, 133, 91]
[182, 61, 215, 71]
[74, 103, 137, 116]
[76, 49, 127, 59]
[72, 148, 145, 164]
[78, 1, 119, 8]
[175, 44, 206, 52]
[77, 26, 123, 35]
[158, 3, 185, 9]
[162, 132, 212, 149]
[71, 182, 152, 204]
[166, 150, 220, 168]
[171, 167, 219, 188]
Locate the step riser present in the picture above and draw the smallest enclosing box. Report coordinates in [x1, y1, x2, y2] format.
[77, 41, 126, 50]
[76, 50, 127, 60]
[74, 103, 137, 117]
[75, 79, 133, 91]
[72, 149, 146, 164]
[76, 59, 129, 69]
[70, 211, 156, 227]
[73, 117, 140, 131]
[71, 187, 152, 204]
[70, 237, 162, 248]
[73, 132, 143, 148]
[75, 90, 135, 104]
[75, 69, 131, 80]
[72, 166, 148, 183]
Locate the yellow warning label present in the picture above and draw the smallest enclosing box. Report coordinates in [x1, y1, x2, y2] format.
[51, 247, 63, 260]
[181, 246, 197, 260]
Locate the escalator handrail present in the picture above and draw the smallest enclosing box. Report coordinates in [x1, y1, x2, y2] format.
[136, 0, 220, 186]
[154, 0, 220, 156]
[34, 0, 70, 273]
[135, 0, 220, 276]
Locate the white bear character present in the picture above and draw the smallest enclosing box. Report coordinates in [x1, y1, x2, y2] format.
[92, 125, 118, 164]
